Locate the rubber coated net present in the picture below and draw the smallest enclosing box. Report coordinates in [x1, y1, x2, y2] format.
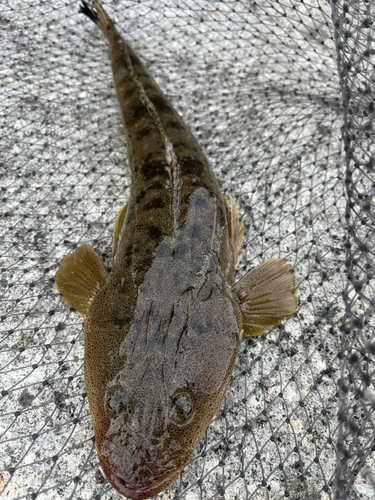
[1, 1, 374, 499]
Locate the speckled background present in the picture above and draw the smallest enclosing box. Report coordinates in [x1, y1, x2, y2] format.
[1, 1, 374, 499]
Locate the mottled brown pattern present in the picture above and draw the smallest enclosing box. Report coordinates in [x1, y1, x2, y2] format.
[54, 2, 298, 499]
[79, 6, 235, 496]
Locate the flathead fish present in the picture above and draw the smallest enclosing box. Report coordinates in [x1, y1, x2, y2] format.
[55, 1, 298, 498]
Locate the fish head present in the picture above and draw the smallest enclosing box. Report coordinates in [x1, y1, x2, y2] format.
[96, 372, 200, 499]
[84, 274, 243, 499]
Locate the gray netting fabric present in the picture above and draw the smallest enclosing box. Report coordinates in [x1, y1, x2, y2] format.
[1, 0, 374, 499]
[333, 0, 375, 497]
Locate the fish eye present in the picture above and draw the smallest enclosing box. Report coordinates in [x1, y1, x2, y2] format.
[105, 386, 128, 416]
[170, 393, 194, 426]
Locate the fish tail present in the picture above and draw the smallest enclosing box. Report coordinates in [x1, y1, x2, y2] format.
[80, 0, 114, 40]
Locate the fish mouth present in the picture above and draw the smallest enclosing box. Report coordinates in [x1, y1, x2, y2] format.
[108, 466, 179, 500]
[111, 476, 149, 500]
[98, 440, 182, 499]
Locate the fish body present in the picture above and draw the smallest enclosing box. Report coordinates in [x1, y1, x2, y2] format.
[55, 2, 298, 498]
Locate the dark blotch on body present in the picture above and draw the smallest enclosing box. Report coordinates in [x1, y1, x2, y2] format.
[136, 255, 153, 271]
[167, 120, 185, 131]
[117, 73, 132, 88]
[143, 83, 156, 92]
[141, 160, 168, 180]
[151, 95, 173, 115]
[131, 101, 149, 123]
[115, 318, 129, 329]
[148, 225, 162, 240]
[122, 86, 137, 100]
[136, 190, 146, 202]
[148, 181, 164, 190]
[136, 127, 153, 140]
[130, 54, 142, 68]
[181, 157, 205, 177]
[172, 141, 190, 150]
[145, 197, 166, 210]
[112, 54, 128, 73]
[124, 245, 133, 259]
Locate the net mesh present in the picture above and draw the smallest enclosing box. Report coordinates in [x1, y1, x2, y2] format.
[1, 0, 374, 499]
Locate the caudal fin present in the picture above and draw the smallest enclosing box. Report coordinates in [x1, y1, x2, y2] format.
[80, 0, 114, 38]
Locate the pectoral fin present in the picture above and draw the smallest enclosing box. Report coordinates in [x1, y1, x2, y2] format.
[223, 195, 244, 272]
[55, 243, 108, 317]
[112, 201, 129, 258]
[232, 258, 298, 337]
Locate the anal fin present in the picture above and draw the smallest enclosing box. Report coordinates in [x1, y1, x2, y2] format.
[55, 242, 108, 317]
[232, 258, 298, 337]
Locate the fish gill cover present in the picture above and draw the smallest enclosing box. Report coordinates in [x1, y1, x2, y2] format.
[0, 0, 374, 499]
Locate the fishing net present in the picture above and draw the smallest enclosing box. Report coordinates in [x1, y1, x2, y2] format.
[1, 0, 374, 498]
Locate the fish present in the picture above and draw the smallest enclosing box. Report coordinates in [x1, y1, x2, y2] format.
[55, 1, 298, 498]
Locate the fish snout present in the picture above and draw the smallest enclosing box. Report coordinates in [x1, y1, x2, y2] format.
[98, 433, 183, 499]
[110, 465, 177, 500]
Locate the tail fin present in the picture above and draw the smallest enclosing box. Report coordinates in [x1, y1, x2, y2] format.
[80, 0, 114, 38]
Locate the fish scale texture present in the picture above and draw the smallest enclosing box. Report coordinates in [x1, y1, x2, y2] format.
[0, 0, 374, 499]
